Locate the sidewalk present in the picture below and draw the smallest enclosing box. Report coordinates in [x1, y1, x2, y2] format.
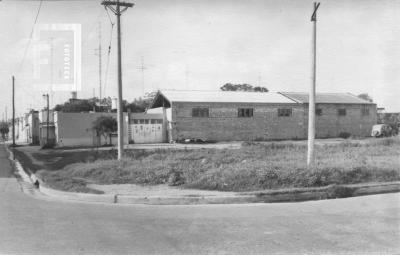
[37, 179, 400, 205]
[57, 142, 242, 152]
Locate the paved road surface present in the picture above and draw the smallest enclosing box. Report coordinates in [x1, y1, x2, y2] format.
[0, 145, 399, 255]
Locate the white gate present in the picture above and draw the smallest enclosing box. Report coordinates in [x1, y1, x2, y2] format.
[130, 119, 163, 144]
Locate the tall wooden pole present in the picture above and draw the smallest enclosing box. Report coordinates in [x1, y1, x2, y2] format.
[307, 2, 320, 167]
[116, 2, 123, 160]
[12, 76, 15, 147]
[102, 0, 133, 160]
[98, 22, 102, 100]
[46, 94, 49, 146]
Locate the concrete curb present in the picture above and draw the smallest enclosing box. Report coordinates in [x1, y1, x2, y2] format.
[39, 185, 116, 203]
[6, 145, 400, 205]
[36, 180, 400, 205]
[5, 145, 32, 184]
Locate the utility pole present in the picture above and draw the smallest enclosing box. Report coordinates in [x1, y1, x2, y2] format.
[50, 37, 54, 109]
[97, 22, 103, 100]
[12, 76, 15, 147]
[307, 2, 320, 167]
[102, 0, 133, 160]
[43, 94, 49, 146]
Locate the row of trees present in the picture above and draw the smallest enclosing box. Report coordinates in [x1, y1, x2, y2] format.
[54, 92, 156, 113]
[220, 83, 269, 92]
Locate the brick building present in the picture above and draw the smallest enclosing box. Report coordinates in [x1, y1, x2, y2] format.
[280, 92, 377, 138]
[149, 90, 377, 142]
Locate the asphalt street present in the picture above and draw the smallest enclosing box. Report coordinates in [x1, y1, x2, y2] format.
[0, 145, 399, 255]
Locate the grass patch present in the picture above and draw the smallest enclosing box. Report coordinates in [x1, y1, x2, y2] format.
[13, 147, 117, 173]
[13, 146, 116, 194]
[36, 137, 400, 192]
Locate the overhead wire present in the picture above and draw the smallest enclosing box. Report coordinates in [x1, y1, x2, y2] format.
[16, 0, 43, 74]
[103, 6, 115, 99]
[15, 0, 44, 112]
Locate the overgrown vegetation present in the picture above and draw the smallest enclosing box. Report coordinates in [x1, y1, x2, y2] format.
[36, 137, 400, 193]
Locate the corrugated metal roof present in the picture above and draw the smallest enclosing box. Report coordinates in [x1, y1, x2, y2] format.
[280, 92, 375, 104]
[158, 90, 297, 104]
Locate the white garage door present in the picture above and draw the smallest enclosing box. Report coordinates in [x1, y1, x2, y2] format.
[130, 119, 163, 144]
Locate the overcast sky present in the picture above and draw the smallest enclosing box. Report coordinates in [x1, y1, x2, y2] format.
[0, 0, 399, 116]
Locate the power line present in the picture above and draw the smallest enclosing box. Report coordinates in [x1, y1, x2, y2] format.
[82, 9, 106, 48]
[103, 7, 115, 98]
[16, 0, 43, 74]
[5, 0, 98, 1]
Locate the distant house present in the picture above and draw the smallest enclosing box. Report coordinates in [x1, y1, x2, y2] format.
[39, 109, 56, 147]
[149, 90, 377, 142]
[27, 111, 39, 145]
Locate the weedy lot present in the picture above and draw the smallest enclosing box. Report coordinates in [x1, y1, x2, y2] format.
[21, 137, 400, 194]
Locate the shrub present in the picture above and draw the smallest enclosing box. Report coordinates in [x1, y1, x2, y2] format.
[339, 132, 352, 139]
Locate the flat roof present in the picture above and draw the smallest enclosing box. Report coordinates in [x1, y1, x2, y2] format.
[280, 92, 375, 104]
[150, 90, 296, 108]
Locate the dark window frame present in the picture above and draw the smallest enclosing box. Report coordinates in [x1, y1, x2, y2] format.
[338, 108, 347, 116]
[238, 108, 254, 118]
[361, 105, 370, 116]
[192, 107, 209, 118]
[278, 108, 293, 117]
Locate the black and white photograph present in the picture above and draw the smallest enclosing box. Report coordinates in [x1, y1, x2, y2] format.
[0, 0, 399, 254]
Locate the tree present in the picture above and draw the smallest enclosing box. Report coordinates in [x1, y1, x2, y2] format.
[0, 122, 9, 140]
[123, 91, 157, 113]
[357, 93, 373, 102]
[253, 86, 269, 92]
[92, 116, 117, 145]
[54, 97, 112, 113]
[54, 99, 97, 112]
[220, 83, 268, 92]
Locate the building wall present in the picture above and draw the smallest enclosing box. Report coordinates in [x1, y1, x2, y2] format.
[54, 112, 128, 147]
[170, 102, 306, 142]
[28, 112, 40, 145]
[39, 125, 56, 146]
[312, 104, 377, 138]
[169, 102, 377, 142]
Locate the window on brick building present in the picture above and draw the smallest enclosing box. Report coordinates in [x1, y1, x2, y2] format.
[338, 108, 346, 116]
[316, 108, 322, 116]
[278, 108, 292, 117]
[192, 108, 209, 117]
[361, 105, 370, 116]
[238, 108, 253, 118]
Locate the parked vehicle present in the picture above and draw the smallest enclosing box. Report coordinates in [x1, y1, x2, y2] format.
[371, 124, 394, 137]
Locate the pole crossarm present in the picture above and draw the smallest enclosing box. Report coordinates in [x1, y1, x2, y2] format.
[101, 1, 134, 8]
[102, 1, 134, 14]
[311, 2, 320, 21]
